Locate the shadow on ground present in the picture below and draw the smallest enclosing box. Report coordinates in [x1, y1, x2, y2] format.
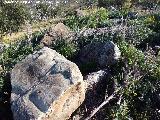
[0, 73, 13, 120]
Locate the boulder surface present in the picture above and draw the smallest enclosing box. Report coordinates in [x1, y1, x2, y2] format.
[11, 47, 85, 120]
[69, 70, 108, 120]
[41, 23, 74, 46]
[78, 41, 121, 68]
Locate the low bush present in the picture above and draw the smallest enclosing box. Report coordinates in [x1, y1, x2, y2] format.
[33, 3, 57, 21]
[139, 0, 160, 9]
[0, 2, 30, 34]
[64, 8, 109, 30]
[125, 19, 153, 46]
[107, 39, 160, 119]
[144, 13, 160, 32]
[51, 39, 79, 59]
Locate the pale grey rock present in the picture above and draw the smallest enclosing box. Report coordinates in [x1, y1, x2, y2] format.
[84, 70, 107, 88]
[69, 70, 108, 119]
[11, 47, 85, 120]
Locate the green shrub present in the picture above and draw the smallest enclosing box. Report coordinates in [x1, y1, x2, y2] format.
[64, 15, 80, 30]
[0, 2, 30, 34]
[104, 39, 160, 119]
[144, 13, 160, 32]
[51, 38, 78, 59]
[89, 7, 109, 28]
[116, 19, 153, 46]
[34, 3, 57, 20]
[64, 8, 109, 30]
[108, 10, 124, 19]
[139, 0, 160, 9]
[75, 18, 153, 47]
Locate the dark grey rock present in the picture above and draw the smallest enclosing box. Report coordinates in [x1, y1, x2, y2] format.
[78, 41, 121, 68]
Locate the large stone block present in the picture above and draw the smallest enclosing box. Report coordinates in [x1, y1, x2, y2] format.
[11, 47, 85, 120]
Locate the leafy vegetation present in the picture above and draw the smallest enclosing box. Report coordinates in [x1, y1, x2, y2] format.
[108, 39, 160, 119]
[65, 3, 160, 119]
[64, 8, 109, 30]
[51, 38, 78, 59]
[0, 2, 30, 34]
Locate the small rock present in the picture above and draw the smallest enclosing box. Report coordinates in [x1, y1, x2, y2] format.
[41, 23, 75, 46]
[75, 9, 85, 17]
[11, 47, 85, 120]
[84, 70, 107, 88]
[84, 70, 108, 104]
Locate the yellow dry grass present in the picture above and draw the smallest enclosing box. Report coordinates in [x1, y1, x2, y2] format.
[0, 19, 60, 44]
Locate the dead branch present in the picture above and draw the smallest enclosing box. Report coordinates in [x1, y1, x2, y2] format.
[84, 93, 115, 120]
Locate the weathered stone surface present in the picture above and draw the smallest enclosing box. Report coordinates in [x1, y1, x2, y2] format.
[78, 41, 121, 68]
[84, 70, 108, 108]
[41, 23, 75, 46]
[84, 70, 107, 89]
[69, 70, 108, 120]
[11, 47, 85, 120]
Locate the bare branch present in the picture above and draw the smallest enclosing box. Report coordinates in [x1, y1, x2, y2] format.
[84, 93, 115, 120]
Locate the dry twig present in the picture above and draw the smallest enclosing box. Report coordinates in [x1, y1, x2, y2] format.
[84, 93, 115, 120]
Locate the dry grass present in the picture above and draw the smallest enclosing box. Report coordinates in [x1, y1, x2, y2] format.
[0, 18, 63, 44]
